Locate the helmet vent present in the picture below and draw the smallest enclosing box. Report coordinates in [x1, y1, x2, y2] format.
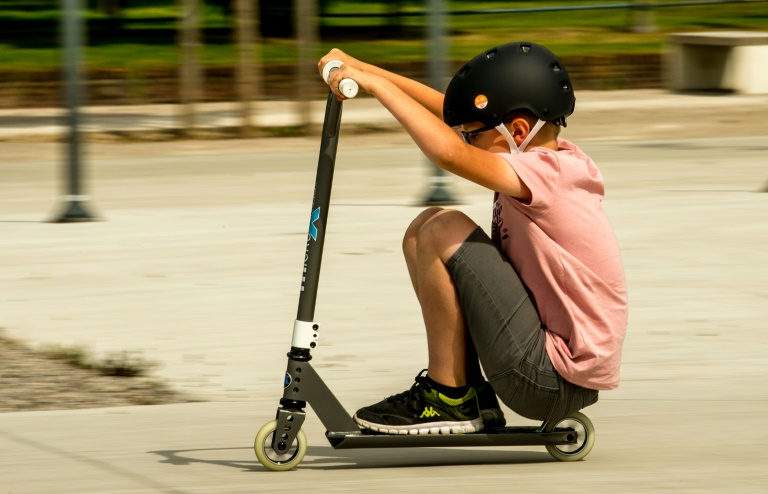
[485, 49, 497, 60]
[520, 44, 531, 54]
[562, 82, 570, 92]
[552, 63, 561, 73]
[458, 66, 471, 77]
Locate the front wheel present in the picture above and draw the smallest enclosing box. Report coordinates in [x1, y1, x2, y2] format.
[254, 419, 308, 471]
[544, 411, 595, 462]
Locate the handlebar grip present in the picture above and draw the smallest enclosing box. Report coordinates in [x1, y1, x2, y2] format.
[338, 79, 359, 99]
[322, 60, 359, 99]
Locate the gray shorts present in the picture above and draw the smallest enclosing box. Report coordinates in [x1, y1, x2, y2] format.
[446, 227, 598, 421]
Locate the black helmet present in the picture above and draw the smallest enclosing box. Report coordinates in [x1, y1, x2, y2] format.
[443, 42, 575, 128]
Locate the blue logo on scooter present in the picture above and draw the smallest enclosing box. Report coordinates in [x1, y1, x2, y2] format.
[284, 372, 292, 388]
[308, 207, 321, 241]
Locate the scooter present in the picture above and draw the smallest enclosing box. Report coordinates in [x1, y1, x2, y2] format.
[254, 63, 595, 471]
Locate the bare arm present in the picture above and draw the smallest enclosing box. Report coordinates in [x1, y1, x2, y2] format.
[318, 49, 445, 119]
[323, 62, 531, 202]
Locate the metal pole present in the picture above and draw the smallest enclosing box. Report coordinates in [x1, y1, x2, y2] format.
[54, 0, 96, 222]
[423, 0, 457, 205]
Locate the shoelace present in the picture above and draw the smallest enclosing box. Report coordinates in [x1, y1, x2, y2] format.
[384, 373, 431, 412]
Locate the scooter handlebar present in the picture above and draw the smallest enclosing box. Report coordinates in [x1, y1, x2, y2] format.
[322, 60, 359, 99]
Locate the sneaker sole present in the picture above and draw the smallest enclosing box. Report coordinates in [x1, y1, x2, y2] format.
[354, 415, 484, 435]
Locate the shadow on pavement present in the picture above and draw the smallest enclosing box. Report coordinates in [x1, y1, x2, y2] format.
[149, 445, 554, 471]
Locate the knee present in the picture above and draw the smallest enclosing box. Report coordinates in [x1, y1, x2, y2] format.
[416, 209, 478, 261]
[416, 209, 461, 245]
[403, 207, 444, 256]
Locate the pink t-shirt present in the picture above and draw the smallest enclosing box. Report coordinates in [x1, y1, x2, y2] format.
[492, 139, 628, 390]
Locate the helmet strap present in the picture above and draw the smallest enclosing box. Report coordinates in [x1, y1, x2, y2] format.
[495, 119, 547, 155]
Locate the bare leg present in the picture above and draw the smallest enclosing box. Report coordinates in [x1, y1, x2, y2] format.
[402, 208, 481, 387]
[403, 207, 443, 297]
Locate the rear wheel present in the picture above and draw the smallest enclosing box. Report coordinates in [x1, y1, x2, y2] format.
[544, 412, 595, 462]
[254, 419, 307, 471]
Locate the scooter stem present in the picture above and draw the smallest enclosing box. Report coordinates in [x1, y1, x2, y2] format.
[295, 91, 342, 325]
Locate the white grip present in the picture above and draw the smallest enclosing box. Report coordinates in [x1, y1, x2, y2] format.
[322, 60, 359, 99]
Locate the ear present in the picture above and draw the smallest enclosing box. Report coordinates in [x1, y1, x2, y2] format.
[508, 117, 531, 143]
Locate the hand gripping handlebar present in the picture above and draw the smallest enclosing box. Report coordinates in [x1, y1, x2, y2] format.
[321, 60, 359, 99]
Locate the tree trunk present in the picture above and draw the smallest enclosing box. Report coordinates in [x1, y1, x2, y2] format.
[97, 0, 120, 16]
[179, 0, 202, 133]
[234, 0, 263, 137]
[295, 0, 319, 130]
[630, 1, 656, 33]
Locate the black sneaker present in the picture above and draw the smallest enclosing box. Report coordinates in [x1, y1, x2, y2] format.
[476, 381, 506, 428]
[353, 371, 484, 435]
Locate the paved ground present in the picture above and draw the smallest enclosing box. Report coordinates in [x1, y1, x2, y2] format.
[1, 90, 767, 492]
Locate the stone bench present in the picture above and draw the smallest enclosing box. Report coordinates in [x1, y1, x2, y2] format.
[667, 31, 768, 94]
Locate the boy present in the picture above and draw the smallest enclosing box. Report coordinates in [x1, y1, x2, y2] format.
[319, 42, 628, 435]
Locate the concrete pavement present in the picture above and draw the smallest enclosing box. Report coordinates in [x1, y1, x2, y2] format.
[1, 90, 768, 492]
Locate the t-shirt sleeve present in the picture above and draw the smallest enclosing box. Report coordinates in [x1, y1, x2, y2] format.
[499, 149, 561, 214]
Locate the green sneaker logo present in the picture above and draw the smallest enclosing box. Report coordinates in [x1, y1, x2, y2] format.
[420, 406, 441, 418]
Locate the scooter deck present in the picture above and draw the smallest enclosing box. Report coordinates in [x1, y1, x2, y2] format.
[326, 426, 576, 449]
[281, 360, 578, 451]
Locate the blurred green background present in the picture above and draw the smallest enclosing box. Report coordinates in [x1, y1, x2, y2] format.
[0, 0, 766, 106]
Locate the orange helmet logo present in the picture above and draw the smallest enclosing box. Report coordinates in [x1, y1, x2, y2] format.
[474, 94, 488, 109]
